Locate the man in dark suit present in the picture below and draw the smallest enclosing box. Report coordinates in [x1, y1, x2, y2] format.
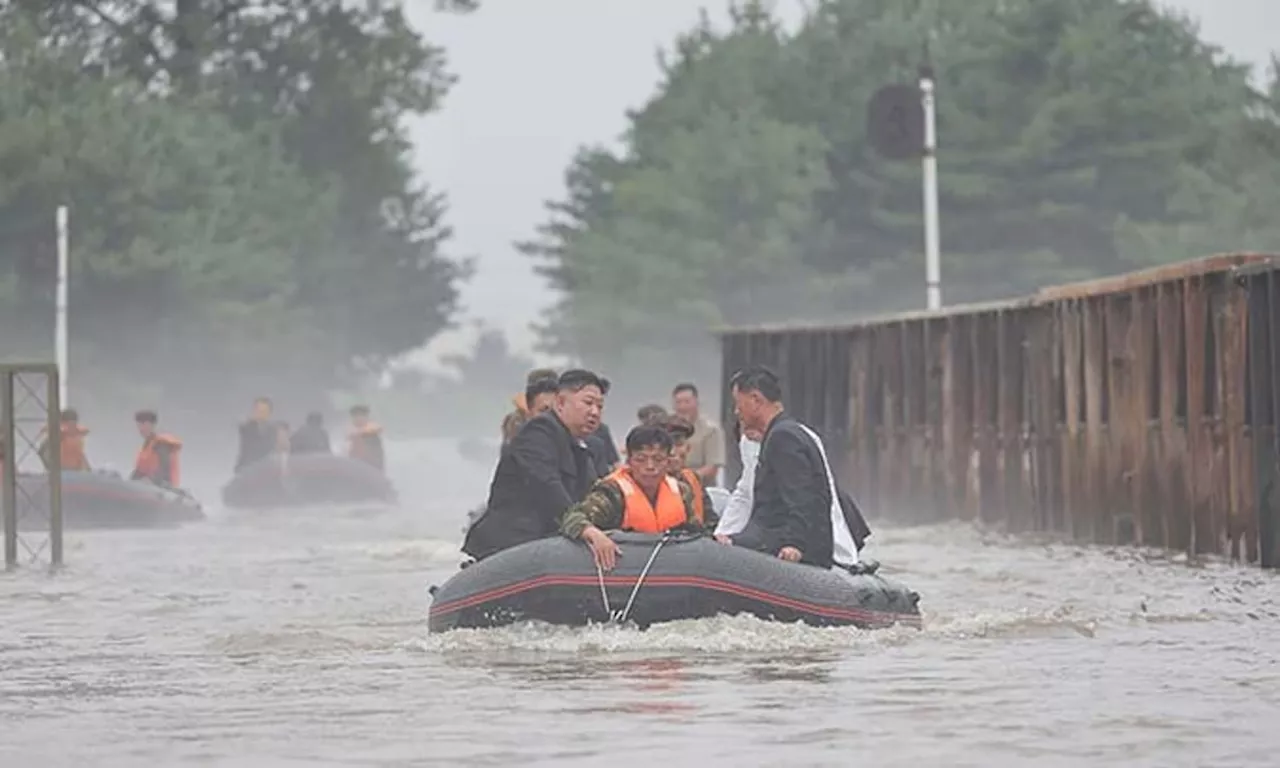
[462, 369, 608, 561]
[720, 365, 865, 569]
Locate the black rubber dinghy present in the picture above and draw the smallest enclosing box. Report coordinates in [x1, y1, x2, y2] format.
[428, 531, 921, 632]
[220, 453, 396, 509]
[15, 470, 204, 530]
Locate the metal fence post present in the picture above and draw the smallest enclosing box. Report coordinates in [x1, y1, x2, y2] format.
[2, 370, 16, 569]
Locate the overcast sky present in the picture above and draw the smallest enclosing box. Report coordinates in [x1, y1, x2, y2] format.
[404, 0, 1278, 366]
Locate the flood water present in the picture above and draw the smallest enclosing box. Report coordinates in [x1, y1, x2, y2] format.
[2, 438, 1279, 767]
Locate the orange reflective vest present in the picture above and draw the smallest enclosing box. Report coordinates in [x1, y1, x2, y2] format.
[135, 433, 182, 487]
[59, 423, 90, 471]
[680, 468, 706, 524]
[609, 467, 688, 534]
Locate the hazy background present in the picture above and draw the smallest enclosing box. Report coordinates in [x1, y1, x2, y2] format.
[407, 0, 1280, 362]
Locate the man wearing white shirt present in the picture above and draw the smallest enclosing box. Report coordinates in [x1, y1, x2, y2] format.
[718, 365, 862, 569]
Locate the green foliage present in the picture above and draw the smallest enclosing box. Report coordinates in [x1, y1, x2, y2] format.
[0, 0, 471, 408]
[526, 0, 1280, 389]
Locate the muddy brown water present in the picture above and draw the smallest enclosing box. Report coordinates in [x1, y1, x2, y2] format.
[2, 439, 1278, 767]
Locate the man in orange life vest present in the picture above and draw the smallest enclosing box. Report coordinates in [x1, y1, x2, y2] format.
[659, 414, 718, 530]
[131, 410, 182, 488]
[560, 424, 711, 571]
[347, 404, 385, 472]
[38, 408, 92, 471]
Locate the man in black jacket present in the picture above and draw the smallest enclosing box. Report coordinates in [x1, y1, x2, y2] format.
[235, 397, 278, 472]
[721, 365, 862, 569]
[462, 368, 607, 561]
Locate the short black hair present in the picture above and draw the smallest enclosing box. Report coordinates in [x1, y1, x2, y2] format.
[525, 367, 558, 385]
[349, 404, 370, 416]
[661, 414, 695, 441]
[730, 365, 783, 403]
[134, 409, 158, 424]
[557, 369, 607, 395]
[525, 373, 559, 405]
[305, 411, 324, 427]
[672, 382, 698, 398]
[636, 404, 667, 424]
[60, 408, 79, 422]
[625, 424, 673, 455]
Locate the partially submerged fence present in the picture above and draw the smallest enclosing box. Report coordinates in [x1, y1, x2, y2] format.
[719, 253, 1280, 567]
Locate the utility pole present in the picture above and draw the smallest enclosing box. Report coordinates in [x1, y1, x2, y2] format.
[55, 206, 69, 405]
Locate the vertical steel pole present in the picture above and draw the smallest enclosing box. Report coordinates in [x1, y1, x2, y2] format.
[47, 367, 62, 567]
[921, 68, 942, 311]
[55, 206, 69, 406]
[2, 372, 16, 569]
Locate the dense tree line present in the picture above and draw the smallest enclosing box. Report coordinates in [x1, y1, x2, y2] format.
[0, 0, 472, 414]
[524, 0, 1280, 398]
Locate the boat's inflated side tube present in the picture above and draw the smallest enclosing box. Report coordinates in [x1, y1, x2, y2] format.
[16, 469, 204, 530]
[428, 531, 921, 632]
[220, 453, 396, 509]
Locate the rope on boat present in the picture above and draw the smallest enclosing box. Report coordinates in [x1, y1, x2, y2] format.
[595, 533, 670, 625]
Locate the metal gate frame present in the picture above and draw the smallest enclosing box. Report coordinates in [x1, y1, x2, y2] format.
[1, 363, 63, 569]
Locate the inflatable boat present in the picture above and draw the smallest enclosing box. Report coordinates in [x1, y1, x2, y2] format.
[220, 453, 396, 509]
[428, 531, 921, 632]
[14, 470, 204, 530]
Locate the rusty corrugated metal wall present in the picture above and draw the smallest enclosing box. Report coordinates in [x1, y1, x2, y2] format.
[719, 253, 1280, 566]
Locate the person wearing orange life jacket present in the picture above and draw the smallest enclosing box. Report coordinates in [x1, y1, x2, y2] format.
[131, 410, 182, 488]
[658, 414, 719, 530]
[37, 408, 92, 471]
[560, 424, 709, 571]
[501, 368, 559, 445]
[347, 404, 385, 472]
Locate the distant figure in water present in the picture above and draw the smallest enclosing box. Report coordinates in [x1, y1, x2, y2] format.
[290, 412, 331, 454]
[132, 410, 182, 488]
[501, 367, 559, 445]
[38, 408, 92, 471]
[235, 397, 277, 472]
[347, 404, 384, 472]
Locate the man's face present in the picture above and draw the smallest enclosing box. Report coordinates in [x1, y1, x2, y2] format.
[351, 412, 368, 429]
[530, 391, 556, 415]
[627, 443, 670, 491]
[137, 421, 155, 439]
[672, 390, 698, 421]
[669, 437, 691, 472]
[731, 386, 764, 432]
[252, 401, 272, 421]
[556, 385, 603, 438]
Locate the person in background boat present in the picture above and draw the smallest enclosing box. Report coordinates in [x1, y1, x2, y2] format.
[274, 421, 292, 454]
[501, 370, 560, 446]
[38, 408, 92, 472]
[714, 417, 763, 537]
[131, 410, 182, 488]
[636, 403, 667, 427]
[671, 382, 725, 487]
[235, 397, 277, 472]
[290, 412, 332, 454]
[719, 365, 864, 569]
[561, 424, 708, 571]
[347, 405, 384, 472]
[463, 369, 606, 562]
[659, 414, 719, 532]
[501, 367, 560, 444]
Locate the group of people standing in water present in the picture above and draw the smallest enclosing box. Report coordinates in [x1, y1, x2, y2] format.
[231, 397, 386, 476]
[11, 396, 386, 492]
[464, 364, 871, 575]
